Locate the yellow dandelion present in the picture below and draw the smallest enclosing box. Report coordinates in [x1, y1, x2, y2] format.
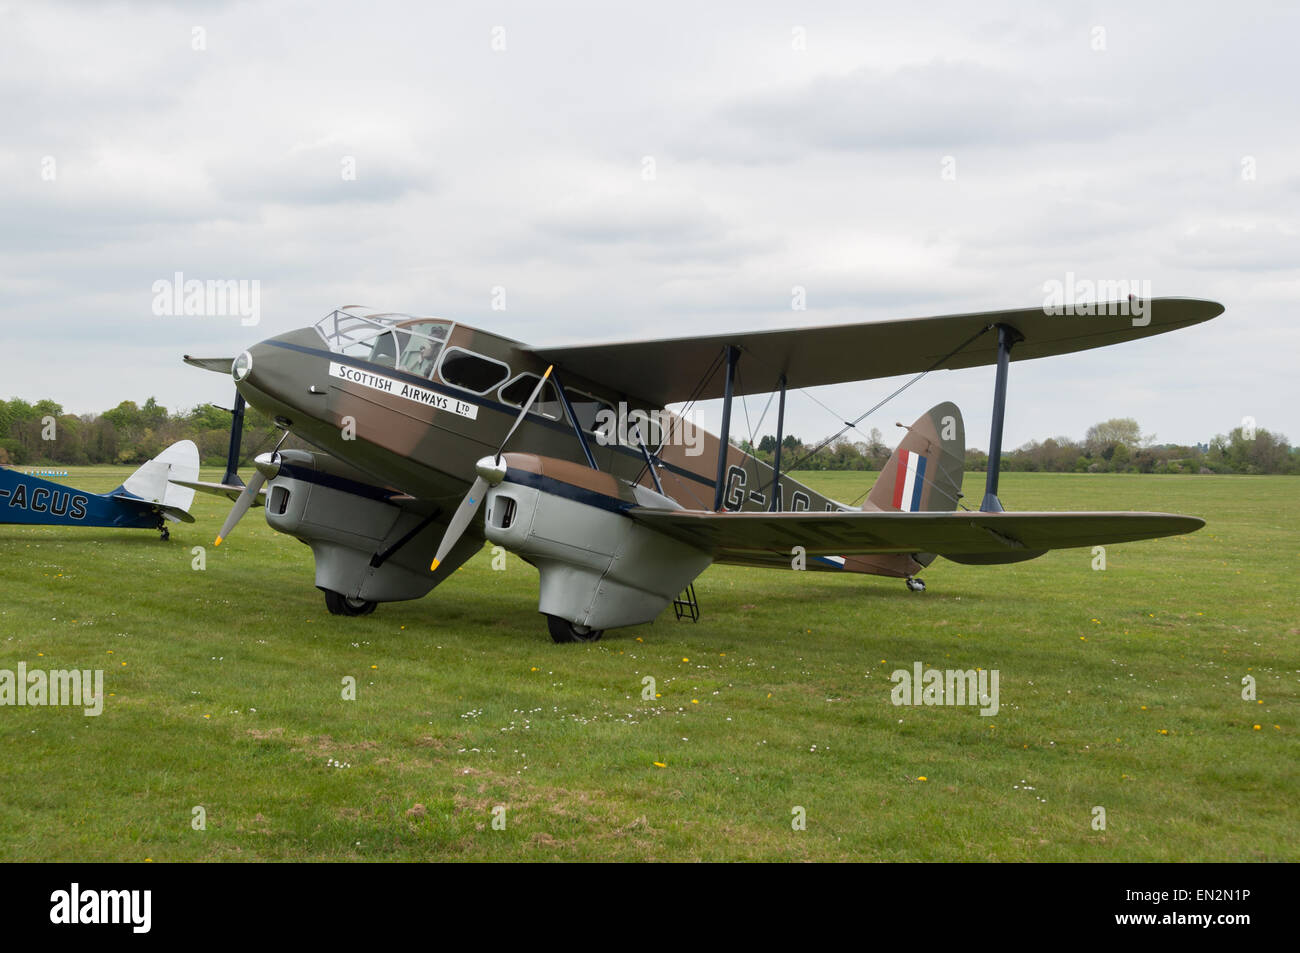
[653, 761, 666, 768]
[1253, 724, 1261, 731]
[691, 699, 699, 704]
[917, 776, 927, 782]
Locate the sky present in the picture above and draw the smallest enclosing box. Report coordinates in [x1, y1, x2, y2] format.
[2, 0, 1297, 453]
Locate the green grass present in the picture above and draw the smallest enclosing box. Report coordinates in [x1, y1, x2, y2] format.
[1, 467, 1295, 861]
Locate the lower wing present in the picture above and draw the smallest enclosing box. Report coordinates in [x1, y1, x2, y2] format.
[627, 509, 1203, 563]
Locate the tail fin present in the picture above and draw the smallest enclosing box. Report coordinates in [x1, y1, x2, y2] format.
[115, 440, 201, 515]
[866, 402, 965, 515]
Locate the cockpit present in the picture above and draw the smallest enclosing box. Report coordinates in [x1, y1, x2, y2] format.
[313, 306, 589, 426]
[315, 306, 453, 377]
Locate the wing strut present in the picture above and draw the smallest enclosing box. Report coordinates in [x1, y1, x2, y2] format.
[768, 374, 787, 511]
[552, 371, 599, 471]
[222, 391, 247, 488]
[980, 324, 1023, 512]
[712, 345, 741, 510]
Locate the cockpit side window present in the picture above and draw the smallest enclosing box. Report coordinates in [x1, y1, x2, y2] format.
[398, 323, 450, 378]
[367, 331, 399, 368]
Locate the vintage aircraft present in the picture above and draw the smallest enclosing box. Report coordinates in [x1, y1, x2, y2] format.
[0, 440, 199, 538]
[183, 297, 1221, 641]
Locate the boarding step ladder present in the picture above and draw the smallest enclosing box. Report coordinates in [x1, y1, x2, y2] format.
[673, 583, 700, 622]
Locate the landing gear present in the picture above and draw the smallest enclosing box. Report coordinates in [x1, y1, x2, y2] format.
[546, 614, 603, 643]
[324, 590, 377, 616]
[905, 576, 926, 593]
[159, 526, 170, 541]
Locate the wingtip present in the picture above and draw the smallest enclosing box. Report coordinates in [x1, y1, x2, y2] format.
[430, 558, 441, 573]
[214, 536, 223, 547]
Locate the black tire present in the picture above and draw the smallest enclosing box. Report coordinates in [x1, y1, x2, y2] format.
[905, 577, 926, 593]
[546, 614, 603, 643]
[324, 590, 378, 616]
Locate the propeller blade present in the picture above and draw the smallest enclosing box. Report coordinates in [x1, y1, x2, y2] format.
[495, 365, 552, 460]
[214, 470, 266, 546]
[429, 367, 553, 572]
[429, 475, 488, 572]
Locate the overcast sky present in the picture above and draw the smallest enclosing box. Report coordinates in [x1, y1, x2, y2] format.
[2, 0, 1296, 453]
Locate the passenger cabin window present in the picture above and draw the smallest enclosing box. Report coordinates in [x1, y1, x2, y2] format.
[438, 348, 510, 394]
[398, 322, 450, 378]
[567, 390, 616, 435]
[500, 373, 562, 420]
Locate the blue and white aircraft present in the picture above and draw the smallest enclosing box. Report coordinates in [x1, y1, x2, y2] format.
[0, 440, 200, 539]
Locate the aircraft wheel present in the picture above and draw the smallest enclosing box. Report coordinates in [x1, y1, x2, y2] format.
[324, 590, 378, 616]
[546, 615, 603, 643]
[159, 527, 170, 541]
[905, 577, 926, 593]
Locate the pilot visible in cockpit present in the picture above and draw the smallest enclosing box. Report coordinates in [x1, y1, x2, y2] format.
[414, 341, 439, 377]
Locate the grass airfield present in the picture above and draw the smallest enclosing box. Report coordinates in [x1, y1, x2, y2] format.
[0, 467, 1295, 861]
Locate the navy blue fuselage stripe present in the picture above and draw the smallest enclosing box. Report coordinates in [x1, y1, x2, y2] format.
[503, 468, 634, 515]
[278, 463, 399, 503]
[266, 339, 715, 490]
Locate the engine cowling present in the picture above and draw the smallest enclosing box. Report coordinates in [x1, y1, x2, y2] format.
[484, 453, 712, 631]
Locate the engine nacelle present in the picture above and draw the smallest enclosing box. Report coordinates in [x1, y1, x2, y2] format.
[261, 450, 458, 602]
[485, 454, 712, 631]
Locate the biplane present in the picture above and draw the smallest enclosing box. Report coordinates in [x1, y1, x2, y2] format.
[182, 297, 1221, 641]
[0, 440, 199, 538]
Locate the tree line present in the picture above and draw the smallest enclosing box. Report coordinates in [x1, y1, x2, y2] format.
[2, 398, 1294, 476]
[740, 417, 1297, 475]
[0, 397, 285, 468]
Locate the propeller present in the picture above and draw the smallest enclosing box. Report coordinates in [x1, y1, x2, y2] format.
[214, 434, 288, 546]
[430, 365, 552, 572]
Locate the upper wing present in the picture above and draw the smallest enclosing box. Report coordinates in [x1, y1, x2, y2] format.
[627, 508, 1203, 563]
[524, 297, 1222, 405]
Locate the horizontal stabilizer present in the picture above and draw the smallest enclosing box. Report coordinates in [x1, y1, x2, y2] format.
[183, 356, 235, 374]
[109, 495, 196, 523]
[627, 508, 1203, 562]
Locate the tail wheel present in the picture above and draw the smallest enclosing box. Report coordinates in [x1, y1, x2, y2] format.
[546, 615, 603, 643]
[905, 577, 926, 592]
[324, 590, 378, 616]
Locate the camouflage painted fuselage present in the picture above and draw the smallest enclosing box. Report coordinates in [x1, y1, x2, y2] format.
[233, 319, 907, 575]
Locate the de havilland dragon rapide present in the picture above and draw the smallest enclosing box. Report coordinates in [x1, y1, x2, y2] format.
[179, 297, 1222, 642]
